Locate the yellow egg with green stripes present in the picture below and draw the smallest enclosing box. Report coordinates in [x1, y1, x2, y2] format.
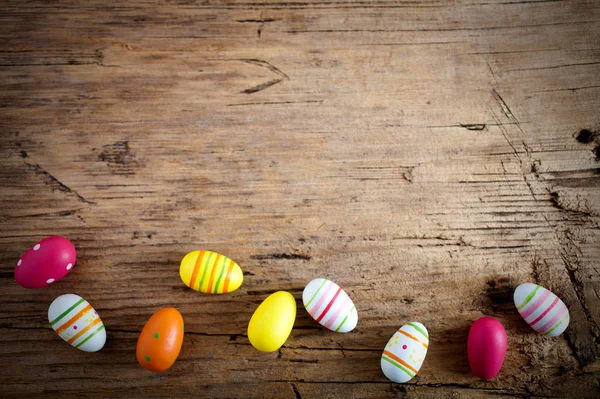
[179, 250, 243, 294]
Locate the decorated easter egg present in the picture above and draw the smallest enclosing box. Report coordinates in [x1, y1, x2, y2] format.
[179, 250, 243, 294]
[381, 322, 429, 383]
[514, 283, 569, 336]
[248, 291, 296, 352]
[302, 278, 358, 333]
[468, 316, 507, 380]
[136, 308, 184, 372]
[15, 236, 76, 288]
[48, 294, 106, 352]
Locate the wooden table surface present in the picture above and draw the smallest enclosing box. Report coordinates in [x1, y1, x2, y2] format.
[1, 1, 599, 398]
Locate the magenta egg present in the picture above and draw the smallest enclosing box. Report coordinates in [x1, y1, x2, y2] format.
[14, 236, 76, 288]
[467, 316, 507, 380]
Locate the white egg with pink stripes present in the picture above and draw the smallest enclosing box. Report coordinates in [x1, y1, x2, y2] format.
[514, 283, 569, 337]
[302, 278, 358, 333]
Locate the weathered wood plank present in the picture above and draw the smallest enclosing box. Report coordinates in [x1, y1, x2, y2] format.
[1, 0, 599, 397]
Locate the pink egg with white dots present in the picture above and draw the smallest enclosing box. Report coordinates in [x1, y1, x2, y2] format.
[14, 236, 76, 288]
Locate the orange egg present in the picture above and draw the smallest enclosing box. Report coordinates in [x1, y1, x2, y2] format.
[136, 308, 184, 372]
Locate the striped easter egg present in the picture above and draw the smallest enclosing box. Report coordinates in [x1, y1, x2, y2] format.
[381, 322, 429, 383]
[302, 278, 358, 333]
[48, 294, 106, 352]
[179, 250, 243, 294]
[514, 283, 570, 336]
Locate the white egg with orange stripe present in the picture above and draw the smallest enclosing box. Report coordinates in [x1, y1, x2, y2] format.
[514, 283, 569, 337]
[381, 322, 429, 383]
[48, 294, 106, 352]
[302, 278, 358, 333]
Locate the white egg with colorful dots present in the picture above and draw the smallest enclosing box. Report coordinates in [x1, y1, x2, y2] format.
[48, 294, 106, 352]
[381, 322, 429, 383]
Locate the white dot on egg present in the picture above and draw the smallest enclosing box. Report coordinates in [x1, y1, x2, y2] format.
[17, 259, 22, 266]
[46, 278, 55, 284]
[33, 244, 41, 251]
[66, 263, 73, 270]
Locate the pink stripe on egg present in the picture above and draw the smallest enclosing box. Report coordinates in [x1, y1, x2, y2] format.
[316, 287, 342, 323]
[323, 292, 350, 329]
[537, 303, 568, 333]
[529, 297, 559, 327]
[520, 289, 551, 319]
[307, 280, 333, 317]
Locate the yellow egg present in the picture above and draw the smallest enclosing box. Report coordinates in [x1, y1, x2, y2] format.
[179, 250, 243, 294]
[248, 291, 296, 352]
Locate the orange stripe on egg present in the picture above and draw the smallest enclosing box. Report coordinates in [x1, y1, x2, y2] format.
[398, 329, 429, 349]
[188, 250, 205, 291]
[222, 259, 235, 293]
[206, 253, 222, 293]
[56, 304, 92, 334]
[383, 350, 418, 374]
[67, 317, 101, 344]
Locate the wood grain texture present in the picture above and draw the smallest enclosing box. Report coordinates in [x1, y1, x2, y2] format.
[1, 0, 599, 397]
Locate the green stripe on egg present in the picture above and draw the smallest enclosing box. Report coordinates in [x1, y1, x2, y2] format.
[50, 298, 85, 326]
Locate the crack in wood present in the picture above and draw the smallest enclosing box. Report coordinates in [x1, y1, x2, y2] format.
[236, 18, 279, 23]
[459, 123, 486, 131]
[0, 47, 117, 68]
[485, 58, 498, 83]
[492, 89, 526, 136]
[288, 359, 319, 364]
[6, 208, 83, 219]
[241, 78, 283, 94]
[228, 100, 322, 106]
[505, 61, 600, 73]
[0, 325, 52, 331]
[490, 102, 543, 214]
[290, 383, 302, 399]
[250, 253, 312, 261]
[21, 157, 96, 205]
[238, 58, 289, 79]
[357, 40, 462, 47]
[209, 58, 289, 94]
[533, 84, 600, 93]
